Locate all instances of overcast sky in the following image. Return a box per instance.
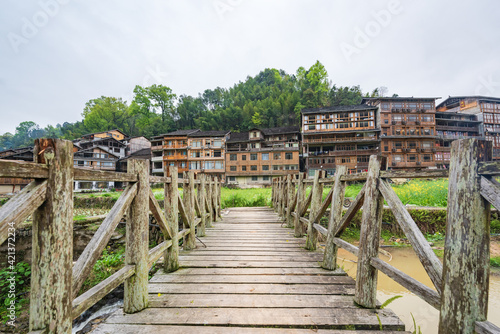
[1,0,499,134]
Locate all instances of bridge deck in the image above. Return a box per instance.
[92,207,407,333]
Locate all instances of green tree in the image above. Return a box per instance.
[82,96,129,133]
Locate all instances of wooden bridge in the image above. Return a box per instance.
[0,138,499,333]
[93,207,406,333]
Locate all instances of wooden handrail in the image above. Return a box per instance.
[0,138,224,333]
[272,139,498,333]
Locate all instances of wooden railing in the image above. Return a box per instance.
[0,138,222,333]
[273,138,500,334]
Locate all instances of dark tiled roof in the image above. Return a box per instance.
[302,105,377,114]
[227,132,249,143]
[361,97,439,103]
[81,129,128,138]
[119,148,151,160]
[260,126,300,135]
[188,130,230,138]
[436,96,500,109]
[163,129,200,137]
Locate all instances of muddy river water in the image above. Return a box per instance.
[337,247,500,333]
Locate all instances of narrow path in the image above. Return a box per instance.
[92,207,407,333]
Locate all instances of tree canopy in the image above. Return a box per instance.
[0,61,385,151]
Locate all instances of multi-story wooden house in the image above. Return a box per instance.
[151,129,201,178]
[187,130,230,180]
[0,147,33,194]
[81,129,127,141]
[225,126,300,186]
[73,130,131,190]
[362,97,439,170]
[436,96,500,159]
[302,105,380,176]
[434,111,482,168]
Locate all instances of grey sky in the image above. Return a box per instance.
[1,0,499,134]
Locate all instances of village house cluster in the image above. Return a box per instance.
[1,95,500,193]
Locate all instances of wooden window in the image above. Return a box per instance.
[251,176,258,181]
[273,153,281,160]
[230,154,237,161]
[262,153,269,160]
[251,165,257,171]
[393,155,403,162]
[250,154,257,160]
[230,166,236,171]
[228,176,236,181]
[407,154,417,162]
[262,165,269,171]
[214,150,222,157]
[285,153,293,160]
[423,154,432,162]
[357,156,369,163]
[242,155,247,160]
[242,166,247,171]
[263,176,270,181]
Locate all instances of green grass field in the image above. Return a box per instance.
[81,178,449,209]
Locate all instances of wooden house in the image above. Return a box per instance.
[225,126,300,186]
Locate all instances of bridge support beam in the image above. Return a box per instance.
[124,159,149,313]
[30,138,74,333]
[439,139,491,333]
[164,166,179,272]
[355,155,384,308]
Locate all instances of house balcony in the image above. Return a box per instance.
[151,145,163,151]
[152,168,164,174]
[303,136,379,144]
[389,161,436,168]
[307,149,380,157]
[164,155,188,160]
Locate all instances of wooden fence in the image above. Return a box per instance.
[0,138,222,333]
[273,138,500,334]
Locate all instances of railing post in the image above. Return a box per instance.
[124,158,149,313]
[294,173,305,237]
[198,174,206,237]
[164,166,179,272]
[439,139,491,333]
[286,174,294,228]
[30,139,73,332]
[279,176,285,218]
[306,170,323,251]
[322,165,347,270]
[216,177,222,220]
[183,171,196,250]
[271,178,275,209]
[354,155,384,308]
[206,177,214,227]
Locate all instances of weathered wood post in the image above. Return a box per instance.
[211,176,217,221]
[279,176,286,218]
[124,159,149,313]
[164,166,179,272]
[354,155,384,308]
[198,173,206,237]
[216,177,222,220]
[439,139,491,333]
[322,165,347,270]
[183,171,196,250]
[206,177,214,227]
[271,178,276,209]
[294,173,305,237]
[286,174,294,228]
[306,170,323,251]
[30,139,73,332]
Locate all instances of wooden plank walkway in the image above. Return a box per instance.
[92,207,407,333]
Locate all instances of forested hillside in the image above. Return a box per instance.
[0,61,385,150]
